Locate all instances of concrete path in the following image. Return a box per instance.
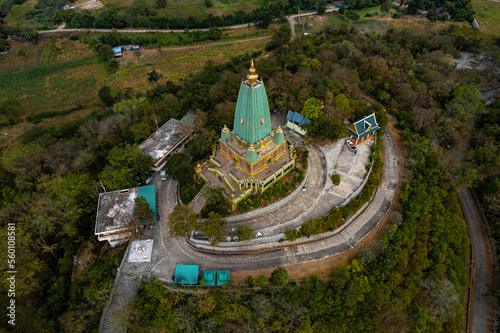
[458,188,493,333]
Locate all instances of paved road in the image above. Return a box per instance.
[458,188,492,333]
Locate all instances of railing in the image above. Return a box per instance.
[187,181,210,208]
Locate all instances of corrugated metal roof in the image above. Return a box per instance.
[216,270,230,285]
[203,271,216,285]
[175,265,199,285]
[137,185,156,224]
[112,46,122,53]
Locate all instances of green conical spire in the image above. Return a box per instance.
[233,61,272,145]
[273,125,285,145]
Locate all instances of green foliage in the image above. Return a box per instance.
[134,195,154,225]
[98,85,114,106]
[330,173,341,185]
[256,275,268,287]
[164,153,192,184]
[147,69,162,82]
[245,275,256,288]
[269,267,289,287]
[200,212,227,245]
[236,225,254,241]
[201,186,229,217]
[100,144,153,189]
[185,128,217,161]
[168,204,197,238]
[301,97,323,120]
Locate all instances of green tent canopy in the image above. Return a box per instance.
[174,265,199,285]
[217,270,230,286]
[203,271,216,286]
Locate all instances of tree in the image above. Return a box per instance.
[256,275,268,287]
[236,225,254,241]
[346,11,360,20]
[266,24,291,50]
[334,93,350,114]
[156,0,166,9]
[269,267,289,287]
[204,0,213,7]
[380,0,392,13]
[185,128,217,161]
[168,204,197,237]
[202,186,229,212]
[97,44,114,61]
[200,212,227,245]
[106,59,119,74]
[317,2,327,15]
[330,174,340,185]
[134,196,154,225]
[301,97,323,120]
[147,70,163,82]
[164,153,192,183]
[98,86,114,106]
[100,144,153,189]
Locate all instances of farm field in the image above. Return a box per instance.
[0,31,271,148]
[472,0,500,35]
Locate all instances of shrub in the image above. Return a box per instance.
[245,276,255,288]
[284,229,299,241]
[256,275,268,287]
[330,174,341,185]
[270,267,289,287]
[236,225,254,241]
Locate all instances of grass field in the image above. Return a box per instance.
[472,0,500,36]
[294,13,347,35]
[103,0,261,18]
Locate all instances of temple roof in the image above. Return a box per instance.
[348,113,380,139]
[232,61,272,145]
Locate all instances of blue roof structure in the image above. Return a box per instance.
[137,185,156,224]
[348,113,380,139]
[175,265,199,285]
[203,271,216,286]
[180,113,197,128]
[286,111,310,126]
[216,270,230,286]
[112,46,122,53]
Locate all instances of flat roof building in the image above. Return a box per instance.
[139,118,194,171]
[95,185,156,247]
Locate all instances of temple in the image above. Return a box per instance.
[196,61,296,210]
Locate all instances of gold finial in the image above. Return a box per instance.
[249,143,255,150]
[248,60,258,86]
[223,124,228,131]
[277,125,282,132]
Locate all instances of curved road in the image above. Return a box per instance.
[459,188,493,333]
[153,129,398,272]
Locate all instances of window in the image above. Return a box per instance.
[233,157,236,164]
[241,118,245,125]
[268,158,272,165]
[260,118,264,126]
[217,175,223,183]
